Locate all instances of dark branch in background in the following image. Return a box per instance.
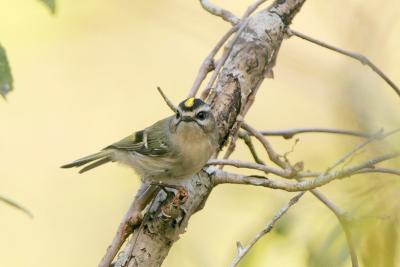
[287,29,400,98]
[0,195,33,218]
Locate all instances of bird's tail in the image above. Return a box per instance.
[61,150,112,173]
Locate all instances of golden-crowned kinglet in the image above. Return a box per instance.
[61,97,219,185]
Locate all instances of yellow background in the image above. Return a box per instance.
[0,1,399,266]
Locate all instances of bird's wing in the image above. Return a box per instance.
[105,119,171,156]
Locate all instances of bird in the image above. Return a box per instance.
[61,97,219,186]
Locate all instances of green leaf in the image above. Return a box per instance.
[38,0,56,14]
[0,195,33,218]
[0,44,13,99]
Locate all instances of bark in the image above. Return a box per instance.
[115,0,306,266]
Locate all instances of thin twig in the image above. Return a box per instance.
[188,26,238,98]
[0,195,33,218]
[326,128,400,173]
[241,122,290,170]
[199,0,239,25]
[191,0,269,99]
[356,167,400,176]
[241,133,265,164]
[288,29,400,98]
[207,159,318,178]
[205,19,249,94]
[309,190,358,267]
[205,0,268,96]
[230,192,305,267]
[156,86,177,112]
[238,131,359,267]
[243,0,270,18]
[212,151,400,191]
[239,128,373,139]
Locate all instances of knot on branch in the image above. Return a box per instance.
[161,187,188,222]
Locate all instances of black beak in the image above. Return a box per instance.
[181,116,194,122]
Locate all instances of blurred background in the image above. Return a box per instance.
[0,0,399,266]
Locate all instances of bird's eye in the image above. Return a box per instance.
[176,111,181,119]
[196,111,207,120]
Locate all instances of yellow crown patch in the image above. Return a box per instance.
[184,97,195,108]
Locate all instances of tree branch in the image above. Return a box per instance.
[309,190,359,267]
[156,87,177,112]
[230,192,305,267]
[237,130,360,267]
[287,28,400,98]
[239,128,374,139]
[212,151,400,191]
[199,0,239,25]
[207,159,318,178]
[189,0,269,98]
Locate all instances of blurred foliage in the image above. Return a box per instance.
[307,224,349,267]
[0,195,33,218]
[0,44,13,98]
[0,0,55,99]
[38,0,56,14]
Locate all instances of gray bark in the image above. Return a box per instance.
[115,0,306,266]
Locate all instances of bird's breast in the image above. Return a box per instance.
[173,123,215,176]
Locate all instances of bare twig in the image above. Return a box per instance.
[199,0,239,25]
[241,133,265,165]
[205,19,249,94]
[212,151,400,191]
[309,190,358,267]
[242,122,290,170]
[0,195,33,218]
[356,167,400,176]
[241,0,270,19]
[238,131,359,267]
[239,128,373,139]
[287,29,400,98]
[188,26,237,98]
[204,0,268,97]
[326,128,400,173]
[190,0,269,99]
[230,192,305,267]
[156,86,177,112]
[207,159,318,178]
